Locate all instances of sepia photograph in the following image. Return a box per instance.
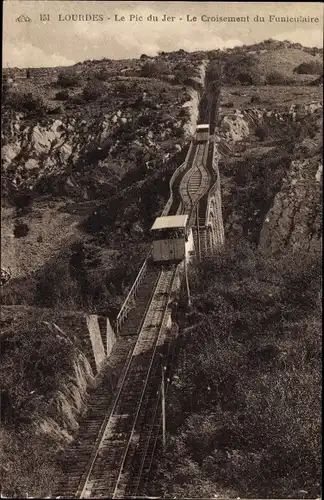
[1,1,323,498]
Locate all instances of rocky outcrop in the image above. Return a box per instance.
[219,102,322,251]
[218,102,323,142]
[1,82,198,200]
[259,155,322,255]
[182,61,208,137]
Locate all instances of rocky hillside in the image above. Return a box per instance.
[144,43,322,500]
[1,41,322,498]
[1,51,207,497]
[2,54,205,202]
[217,85,322,254]
[1,53,206,280]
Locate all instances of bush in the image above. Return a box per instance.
[6,92,45,112]
[69,96,84,105]
[94,68,109,81]
[13,193,33,215]
[294,60,323,75]
[223,54,260,85]
[266,71,287,84]
[251,94,262,104]
[13,223,29,238]
[236,72,254,85]
[255,124,269,141]
[115,82,128,95]
[140,61,169,77]
[55,90,69,101]
[82,80,106,101]
[57,70,81,88]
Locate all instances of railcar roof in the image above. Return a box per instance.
[151,215,188,230]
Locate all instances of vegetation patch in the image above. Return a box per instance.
[149,243,321,498]
[0,307,84,497]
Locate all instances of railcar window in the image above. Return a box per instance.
[152,228,185,239]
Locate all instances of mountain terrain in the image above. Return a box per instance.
[1,39,322,497]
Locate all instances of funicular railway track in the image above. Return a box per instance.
[54,267,178,498]
[124,85,223,494]
[178,140,210,225]
[54,77,223,499]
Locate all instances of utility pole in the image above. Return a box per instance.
[184,257,191,308]
[196,205,201,261]
[161,364,166,450]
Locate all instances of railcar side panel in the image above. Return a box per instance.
[152,238,185,262]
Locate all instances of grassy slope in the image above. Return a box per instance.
[256,47,322,78]
[150,244,321,498]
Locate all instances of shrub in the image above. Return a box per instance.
[13,193,33,215]
[46,103,64,114]
[6,92,45,112]
[255,124,269,141]
[140,61,169,77]
[294,60,323,75]
[115,82,128,95]
[266,71,287,84]
[82,80,106,101]
[69,96,84,105]
[55,90,69,101]
[94,68,109,81]
[223,54,260,85]
[13,223,29,238]
[251,94,262,104]
[57,70,81,88]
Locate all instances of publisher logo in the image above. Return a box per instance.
[16,14,32,22]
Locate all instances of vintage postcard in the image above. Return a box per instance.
[1,1,322,499]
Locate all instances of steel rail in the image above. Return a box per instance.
[112,267,178,498]
[75,270,164,498]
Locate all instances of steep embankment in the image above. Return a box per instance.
[0,302,118,498]
[149,244,321,499]
[0,306,95,496]
[217,94,322,252]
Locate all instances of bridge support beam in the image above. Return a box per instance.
[207,226,214,254]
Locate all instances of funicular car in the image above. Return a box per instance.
[151,215,194,263]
